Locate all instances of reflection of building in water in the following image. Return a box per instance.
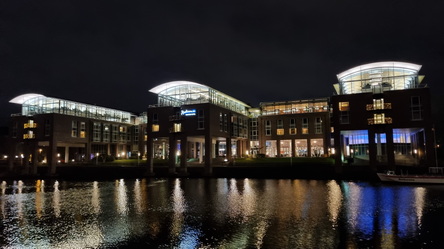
[344,182,426,248]
[35,180,45,219]
[91,181,101,214]
[53,180,60,218]
[327,180,342,224]
[115,179,128,215]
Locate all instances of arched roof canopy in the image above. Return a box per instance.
[9,93,134,123]
[335,61,423,95]
[9,93,45,104]
[149,81,250,115]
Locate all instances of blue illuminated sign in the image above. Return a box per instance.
[181,109,196,116]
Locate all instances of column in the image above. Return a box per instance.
[226,137,232,161]
[368,130,377,169]
[32,143,39,175]
[204,133,213,176]
[306,139,311,158]
[146,137,154,175]
[386,128,395,169]
[179,136,188,175]
[65,146,69,164]
[48,139,57,175]
[168,136,176,174]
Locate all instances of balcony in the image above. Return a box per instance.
[24,123,38,128]
[366,103,392,111]
[367,117,393,125]
[23,133,35,139]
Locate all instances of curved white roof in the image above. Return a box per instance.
[9,93,45,104]
[149,81,208,94]
[337,61,421,80]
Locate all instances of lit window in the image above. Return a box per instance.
[152,124,159,132]
[373,98,384,110]
[172,123,182,133]
[302,118,309,134]
[339,102,350,124]
[80,122,86,138]
[339,102,349,111]
[277,129,284,135]
[374,113,385,124]
[71,121,78,137]
[289,128,297,135]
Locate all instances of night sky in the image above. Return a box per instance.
[1,0,444,125]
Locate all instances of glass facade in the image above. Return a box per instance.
[150,81,250,115]
[336,62,422,95]
[10,94,133,124]
[260,99,329,116]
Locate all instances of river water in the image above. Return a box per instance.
[0,178,443,249]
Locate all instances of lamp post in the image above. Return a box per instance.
[96,153,99,165]
[137,152,140,166]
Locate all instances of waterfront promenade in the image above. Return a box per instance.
[0,157,380,181]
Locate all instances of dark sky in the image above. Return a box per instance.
[1,0,444,125]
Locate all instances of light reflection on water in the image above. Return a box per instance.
[0,178,442,248]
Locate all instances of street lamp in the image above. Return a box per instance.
[96,153,99,165]
[137,152,140,165]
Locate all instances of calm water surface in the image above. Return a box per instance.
[1,178,444,249]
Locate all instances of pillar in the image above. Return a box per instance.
[179,135,188,175]
[65,146,69,164]
[204,134,213,176]
[48,139,57,175]
[226,137,232,161]
[168,136,176,174]
[146,137,154,176]
[386,128,395,169]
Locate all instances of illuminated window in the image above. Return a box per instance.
[339,102,349,111]
[373,98,384,110]
[71,121,78,137]
[374,113,385,124]
[172,123,182,132]
[339,102,350,124]
[23,130,35,139]
[152,124,160,132]
[277,119,284,135]
[289,118,296,135]
[80,122,86,138]
[302,118,309,134]
[331,127,334,133]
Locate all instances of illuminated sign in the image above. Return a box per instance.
[181,109,196,116]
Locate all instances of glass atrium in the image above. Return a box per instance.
[260,98,329,116]
[335,61,423,95]
[10,93,133,124]
[149,81,251,115]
